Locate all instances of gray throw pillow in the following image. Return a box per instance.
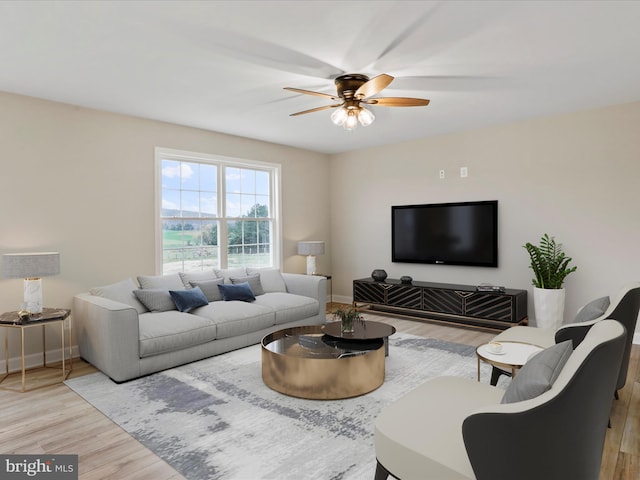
[179,271,218,288]
[90,278,148,314]
[190,278,225,302]
[501,340,573,404]
[133,289,177,312]
[572,296,610,324]
[230,274,264,296]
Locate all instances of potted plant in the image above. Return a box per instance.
[523,233,577,329]
[333,305,364,334]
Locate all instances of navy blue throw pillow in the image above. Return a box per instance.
[218,282,256,302]
[169,286,209,312]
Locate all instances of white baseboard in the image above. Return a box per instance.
[0,345,79,374]
[332,295,352,305]
[634,331,640,345]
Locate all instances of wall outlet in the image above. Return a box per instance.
[460,167,468,178]
[439,169,445,179]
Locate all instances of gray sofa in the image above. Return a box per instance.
[74,268,327,382]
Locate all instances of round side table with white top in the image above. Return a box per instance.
[476,342,544,384]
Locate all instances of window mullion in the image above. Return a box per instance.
[219,164,228,269]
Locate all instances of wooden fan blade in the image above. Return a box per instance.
[289,104,342,116]
[365,97,430,107]
[283,87,338,100]
[354,74,394,99]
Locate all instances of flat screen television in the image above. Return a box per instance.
[392,200,498,267]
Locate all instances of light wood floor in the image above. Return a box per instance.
[1,313,637,479]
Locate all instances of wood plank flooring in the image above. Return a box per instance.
[0,312,637,479]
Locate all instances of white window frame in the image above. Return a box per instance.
[154,147,282,274]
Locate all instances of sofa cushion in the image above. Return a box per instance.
[138,311,218,358]
[179,270,218,288]
[253,292,319,325]
[192,301,275,339]
[572,296,610,323]
[138,273,184,290]
[133,289,176,312]
[215,267,247,283]
[247,267,287,293]
[190,278,225,302]
[169,287,209,313]
[219,282,256,302]
[89,278,148,314]
[501,340,573,404]
[230,274,264,296]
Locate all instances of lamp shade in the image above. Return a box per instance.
[297,241,325,256]
[2,252,60,279]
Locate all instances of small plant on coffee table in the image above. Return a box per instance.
[333,305,364,334]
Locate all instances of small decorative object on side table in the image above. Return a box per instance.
[0,307,72,392]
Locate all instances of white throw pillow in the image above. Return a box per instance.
[214,267,247,284]
[137,273,184,290]
[179,270,218,288]
[246,267,287,293]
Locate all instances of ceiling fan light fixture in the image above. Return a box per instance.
[330,107,348,126]
[344,110,358,130]
[357,106,375,127]
[285,72,429,130]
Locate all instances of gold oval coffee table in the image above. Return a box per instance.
[261,325,385,400]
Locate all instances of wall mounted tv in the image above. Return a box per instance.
[392,200,498,267]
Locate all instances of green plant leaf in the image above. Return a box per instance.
[523,234,577,289]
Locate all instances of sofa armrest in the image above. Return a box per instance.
[74,293,142,382]
[281,273,327,307]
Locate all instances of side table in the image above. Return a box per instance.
[476,341,543,384]
[0,308,72,392]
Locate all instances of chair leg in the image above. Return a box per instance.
[374,460,390,480]
[490,366,510,386]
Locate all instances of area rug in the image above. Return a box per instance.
[65,333,506,480]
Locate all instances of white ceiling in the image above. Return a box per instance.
[2,1,640,155]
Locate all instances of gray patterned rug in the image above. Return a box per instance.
[65,332,506,480]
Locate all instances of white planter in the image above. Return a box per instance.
[533,287,566,329]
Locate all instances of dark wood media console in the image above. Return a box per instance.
[353,278,528,330]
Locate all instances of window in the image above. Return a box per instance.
[156,148,281,274]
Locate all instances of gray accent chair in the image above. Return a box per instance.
[374,320,626,480]
[490,282,640,394]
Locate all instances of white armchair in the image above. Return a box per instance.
[491,282,640,393]
[374,320,626,480]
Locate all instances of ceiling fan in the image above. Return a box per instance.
[284,73,430,130]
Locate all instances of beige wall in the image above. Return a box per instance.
[329,101,640,338]
[2,90,638,366]
[0,91,331,360]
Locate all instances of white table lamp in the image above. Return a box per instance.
[297,241,324,275]
[2,252,60,314]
